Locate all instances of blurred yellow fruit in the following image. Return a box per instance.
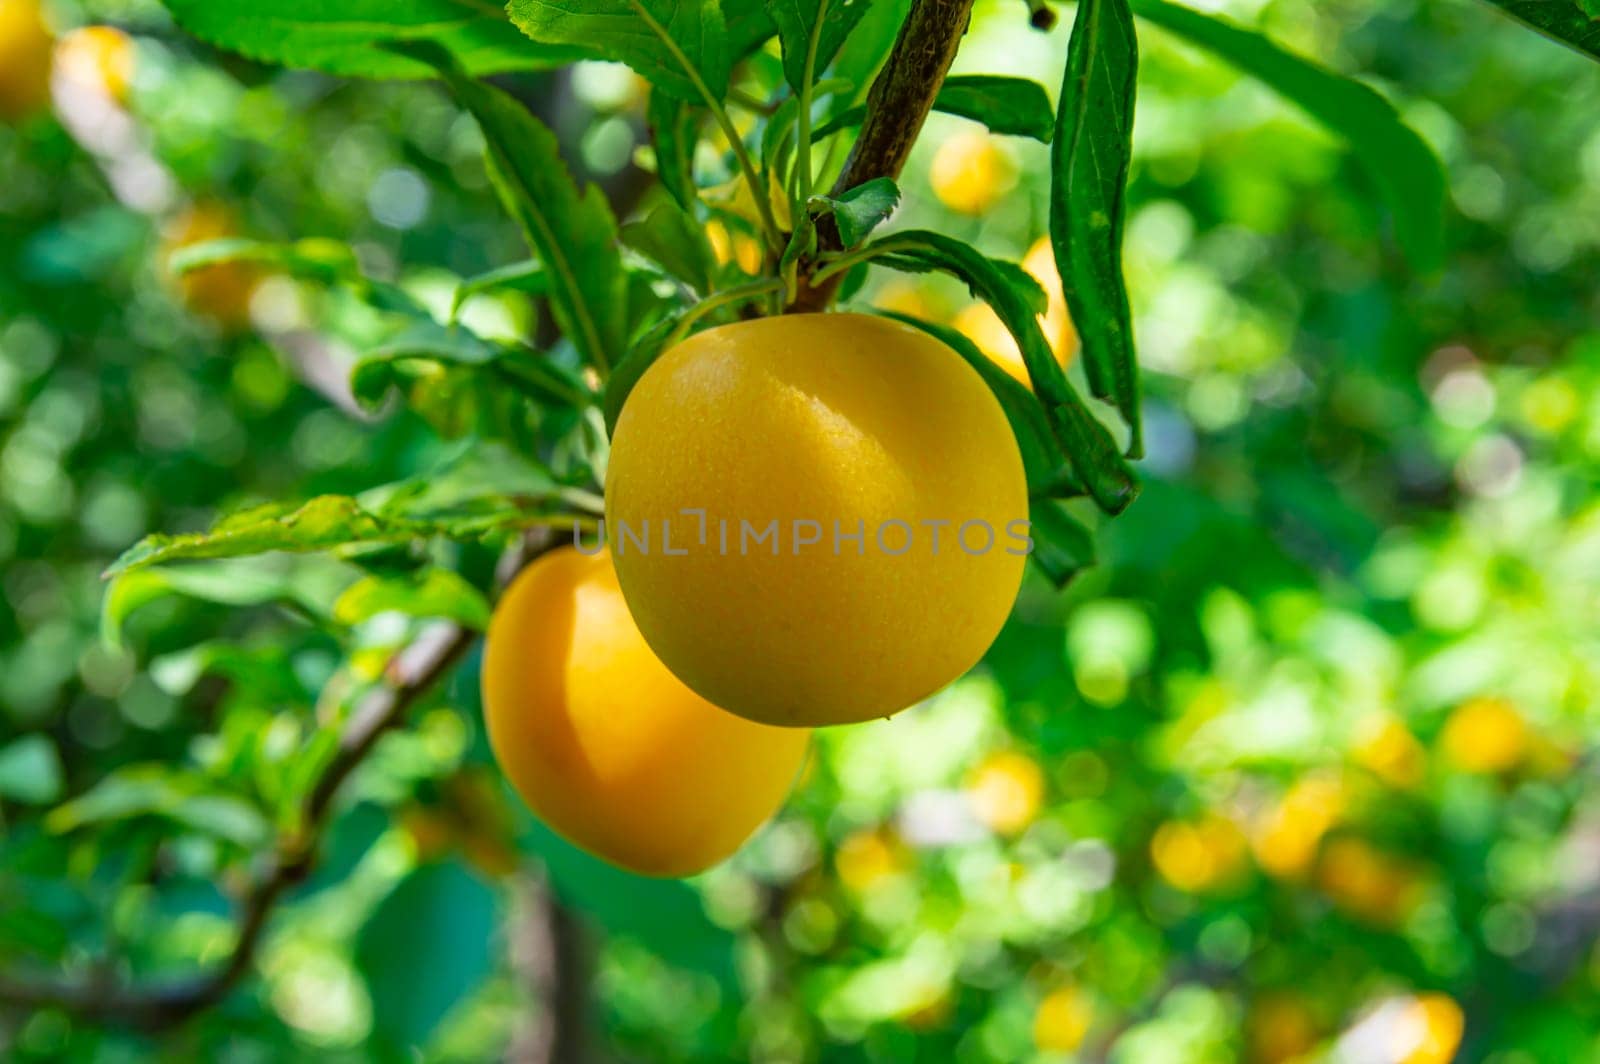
[1398,993,1464,1064]
[1151,813,1249,893]
[1248,992,1319,1063]
[929,128,1015,215]
[873,278,937,320]
[161,202,261,330]
[835,827,905,892]
[606,314,1028,726]
[1439,696,1527,774]
[54,25,133,103]
[705,218,765,276]
[966,750,1045,835]
[1033,986,1094,1053]
[1315,836,1423,927]
[482,548,810,877]
[1253,773,1345,879]
[952,236,1077,386]
[0,0,54,124]
[1353,716,1427,789]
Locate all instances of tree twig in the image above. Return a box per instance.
[0,534,550,1031]
[790,0,978,312]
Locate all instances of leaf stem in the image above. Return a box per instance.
[796,2,831,210]
[666,278,785,347]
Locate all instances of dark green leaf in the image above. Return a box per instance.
[767,0,873,94]
[332,569,491,629]
[648,91,703,211]
[159,0,588,79]
[622,203,716,294]
[357,861,498,1049]
[395,42,627,374]
[0,736,64,805]
[1028,499,1098,588]
[508,0,731,101]
[819,176,900,246]
[726,2,780,56]
[934,75,1055,142]
[603,315,682,435]
[1053,0,1142,456]
[1132,0,1448,272]
[524,818,737,984]
[830,0,910,92]
[865,230,1139,513]
[1480,0,1600,61]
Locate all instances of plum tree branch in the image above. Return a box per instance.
[790,0,978,312]
[0,535,549,1032]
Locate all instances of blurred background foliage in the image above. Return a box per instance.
[2,0,1599,1060]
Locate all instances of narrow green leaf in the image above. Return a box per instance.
[1052,0,1142,456]
[507,0,731,101]
[47,766,269,848]
[159,0,589,79]
[1028,499,1097,588]
[393,42,626,374]
[1132,0,1447,272]
[648,91,703,211]
[766,0,873,94]
[934,75,1055,142]
[333,569,491,629]
[830,0,910,92]
[819,176,900,247]
[169,236,431,317]
[864,230,1139,514]
[622,203,716,294]
[1480,0,1600,61]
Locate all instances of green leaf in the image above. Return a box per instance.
[507,0,731,101]
[0,736,64,805]
[818,176,900,247]
[812,75,1057,142]
[726,2,780,56]
[159,0,589,79]
[102,556,351,648]
[933,75,1056,142]
[46,766,269,848]
[1132,0,1447,272]
[829,0,910,92]
[333,569,491,629]
[169,236,431,317]
[450,260,549,321]
[106,486,579,576]
[648,91,703,211]
[864,230,1139,513]
[394,42,627,374]
[1028,499,1098,588]
[357,861,498,1049]
[352,321,589,412]
[767,0,873,94]
[622,203,716,294]
[1053,0,1142,456]
[603,315,682,435]
[524,818,738,984]
[876,312,1077,499]
[1481,0,1600,61]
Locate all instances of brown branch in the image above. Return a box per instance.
[790,0,978,312]
[0,534,551,1032]
[505,872,590,1064]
